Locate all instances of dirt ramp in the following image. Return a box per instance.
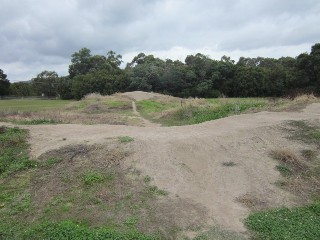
[129,125,301,233]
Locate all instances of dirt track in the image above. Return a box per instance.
[1,95,320,235]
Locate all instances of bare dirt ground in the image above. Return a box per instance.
[1,92,320,237]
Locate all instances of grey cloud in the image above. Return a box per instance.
[0,0,319,81]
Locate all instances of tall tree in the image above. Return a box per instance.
[31,71,59,97]
[69,48,92,78]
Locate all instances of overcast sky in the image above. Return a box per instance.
[1,0,320,82]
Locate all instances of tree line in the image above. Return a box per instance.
[1,43,319,99]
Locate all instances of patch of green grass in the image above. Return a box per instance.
[118,136,134,143]
[147,186,168,196]
[0,99,73,112]
[124,216,139,228]
[276,165,292,177]
[245,203,320,240]
[0,220,158,240]
[166,101,266,126]
[9,193,32,215]
[137,100,178,114]
[17,119,61,125]
[0,127,36,177]
[138,98,266,126]
[41,158,63,168]
[82,171,105,185]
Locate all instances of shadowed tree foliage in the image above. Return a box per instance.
[0,69,10,98]
[10,82,34,96]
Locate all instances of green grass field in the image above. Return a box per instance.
[0,99,73,112]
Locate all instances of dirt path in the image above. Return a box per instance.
[1,102,320,235]
[131,101,161,127]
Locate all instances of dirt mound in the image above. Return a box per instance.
[121,91,179,101]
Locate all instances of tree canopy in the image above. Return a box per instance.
[3,43,320,99]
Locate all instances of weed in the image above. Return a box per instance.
[118,136,134,143]
[144,175,152,183]
[60,203,71,212]
[276,165,292,177]
[147,186,168,196]
[82,171,104,185]
[222,161,236,167]
[124,216,139,228]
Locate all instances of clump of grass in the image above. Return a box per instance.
[301,149,317,161]
[83,93,104,101]
[144,175,152,183]
[0,127,36,177]
[236,193,267,210]
[118,136,134,143]
[82,171,105,185]
[276,165,292,177]
[245,203,320,240]
[288,121,320,145]
[271,149,304,170]
[147,186,168,196]
[222,161,236,167]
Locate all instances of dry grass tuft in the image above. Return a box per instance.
[271,149,305,170]
[293,94,318,102]
[83,93,105,101]
[236,193,268,210]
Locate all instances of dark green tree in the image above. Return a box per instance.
[10,82,34,96]
[0,69,10,97]
[57,76,73,99]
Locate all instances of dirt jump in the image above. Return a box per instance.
[3,92,320,237]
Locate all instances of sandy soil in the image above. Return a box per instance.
[1,93,320,236]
